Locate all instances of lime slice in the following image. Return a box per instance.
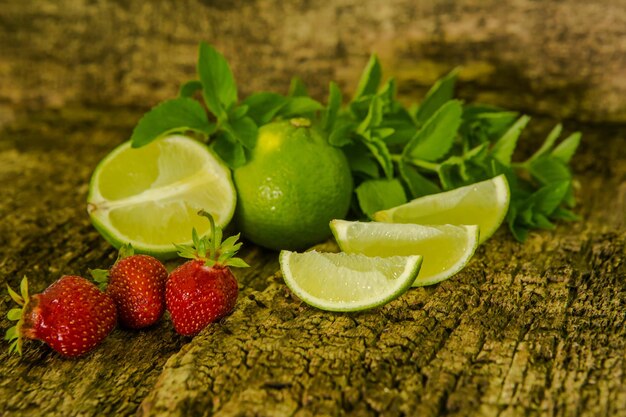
[373,174,509,244]
[279,250,422,312]
[331,220,479,286]
[87,135,236,258]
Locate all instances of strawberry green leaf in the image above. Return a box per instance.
[224,257,250,268]
[130,98,214,148]
[7,308,22,321]
[89,269,110,290]
[198,42,237,120]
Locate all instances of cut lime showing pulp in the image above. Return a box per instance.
[373,175,509,244]
[331,220,479,286]
[87,135,236,259]
[279,250,422,312]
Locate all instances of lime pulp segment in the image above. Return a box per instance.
[87,135,236,258]
[331,220,479,286]
[279,250,422,312]
[373,174,509,244]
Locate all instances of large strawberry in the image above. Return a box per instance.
[166,210,248,336]
[5,275,116,357]
[91,245,168,329]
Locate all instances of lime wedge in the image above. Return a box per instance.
[279,250,422,312]
[87,135,236,258]
[331,220,479,286]
[373,175,509,244]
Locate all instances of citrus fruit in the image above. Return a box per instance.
[87,135,236,259]
[373,174,509,244]
[331,220,479,286]
[233,119,353,251]
[279,250,422,312]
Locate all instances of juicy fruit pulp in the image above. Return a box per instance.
[374,174,510,244]
[107,254,168,329]
[331,220,479,286]
[279,250,422,312]
[166,260,239,336]
[21,276,116,357]
[234,119,353,251]
[87,135,236,258]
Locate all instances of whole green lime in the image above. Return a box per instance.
[234,118,353,251]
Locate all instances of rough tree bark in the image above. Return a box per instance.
[1,1,625,417]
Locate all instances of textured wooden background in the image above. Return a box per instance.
[1,1,625,416]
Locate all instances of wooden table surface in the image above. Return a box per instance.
[1,1,625,416]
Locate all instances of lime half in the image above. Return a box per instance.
[87,135,236,258]
[373,175,509,244]
[279,250,422,312]
[331,220,479,286]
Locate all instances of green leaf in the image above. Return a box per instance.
[491,115,531,165]
[4,325,18,341]
[528,155,571,185]
[7,308,22,321]
[212,133,246,169]
[526,123,562,163]
[357,95,384,136]
[225,257,250,268]
[551,132,581,163]
[7,284,24,306]
[353,54,381,100]
[532,212,555,230]
[398,161,441,198]
[530,181,570,215]
[242,92,288,125]
[363,138,394,179]
[342,143,380,178]
[198,42,237,120]
[329,120,356,147]
[131,98,214,148]
[403,100,463,162]
[288,77,309,97]
[224,116,258,150]
[552,207,581,221]
[179,80,203,98]
[276,97,324,118]
[414,68,459,126]
[356,178,407,218]
[323,82,342,132]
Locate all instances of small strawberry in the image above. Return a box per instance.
[166,210,248,336]
[5,275,116,357]
[91,245,168,329]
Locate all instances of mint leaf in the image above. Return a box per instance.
[530,181,570,215]
[403,100,462,162]
[491,115,531,165]
[223,116,258,150]
[363,138,393,179]
[323,82,342,132]
[526,123,562,164]
[414,68,459,126]
[198,42,237,120]
[551,132,581,163]
[242,92,287,125]
[212,133,246,168]
[528,155,571,184]
[398,161,441,198]
[131,98,214,148]
[329,120,356,147]
[276,97,323,118]
[343,143,380,178]
[288,77,309,97]
[357,95,384,136]
[353,54,381,100]
[356,178,407,218]
[179,80,203,98]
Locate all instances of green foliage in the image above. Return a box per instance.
[129,42,582,242]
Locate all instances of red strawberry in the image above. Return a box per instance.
[5,275,116,357]
[166,210,248,336]
[91,245,168,329]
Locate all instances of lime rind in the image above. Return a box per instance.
[279,250,422,312]
[330,221,480,287]
[87,135,236,259]
[373,174,510,244]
